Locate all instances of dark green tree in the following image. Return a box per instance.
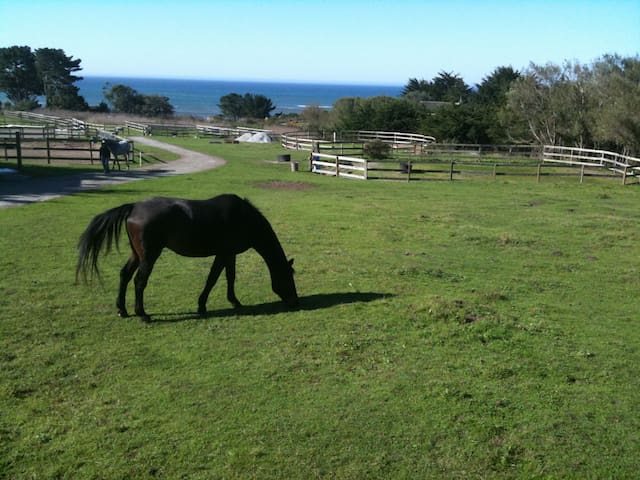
[218,93,245,120]
[402,77,432,101]
[356,96,422,132]
[472,66,521,143]
[402,71,471,103]
[34,48,87,110]
[431,71,471,103]
[243,93,276,119]
[140,94,174,117]
[104,83,144,114]
[218,93,276,120]
[330,96,421,133]
[103,83,174,117]
[420,103,472,143]
[0,45,42,108]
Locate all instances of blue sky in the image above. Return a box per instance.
[1,0,638,86]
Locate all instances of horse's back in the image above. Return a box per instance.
[105,138,131,155]
[127,195,256,256]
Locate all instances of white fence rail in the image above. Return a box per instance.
[281,130,436,153]
[543,145,640,183]
[310,152,368,180]
[354,130,436,146]
[2,111,117,138]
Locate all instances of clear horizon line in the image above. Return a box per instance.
[79,73,405,88]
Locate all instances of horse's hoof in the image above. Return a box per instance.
[118,309,129,318]
[197,306,207,316]
[140,315,152,323]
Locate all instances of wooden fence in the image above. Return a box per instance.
[286,131,638,184]
[281,130,436,155]
[1,132,22,169]
[310,152,368,180]
[0,133,143,169]
[126,121,194,137]
[2,111,117,139]
[542,145,640,184]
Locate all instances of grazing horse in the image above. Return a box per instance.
[76,194,298,322]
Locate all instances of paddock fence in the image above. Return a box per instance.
[125,121,195,137]
[2,111,121,139]
[310,152,368,180]
[542,145,640,184]
[282,130,639,185]
[0,132,150,169]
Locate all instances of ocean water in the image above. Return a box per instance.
[77,76,403,118]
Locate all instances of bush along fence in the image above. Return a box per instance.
[281,131,640,185]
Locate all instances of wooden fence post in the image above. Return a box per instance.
[537,163,542,183]
[449,161,454,181]
[15,132,22,171]
[335,155,340,177]
[46,137,51,164]
[580,165,585,184]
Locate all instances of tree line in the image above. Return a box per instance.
[0,45,174,116]
[308,55,639,155]
[1,45,637,154]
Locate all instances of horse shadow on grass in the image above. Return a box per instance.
[152,291,392,323]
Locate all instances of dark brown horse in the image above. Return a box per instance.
[76,194,298,322]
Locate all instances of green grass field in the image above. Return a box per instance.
[1,138,639,479]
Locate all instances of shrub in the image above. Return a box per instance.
[363,139,391,160]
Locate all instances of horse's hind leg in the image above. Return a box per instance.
[134,249,160,322]
[116,252,139,317]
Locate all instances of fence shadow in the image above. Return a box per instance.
[152,291,392,323]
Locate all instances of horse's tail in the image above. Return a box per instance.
[76,203,135,283]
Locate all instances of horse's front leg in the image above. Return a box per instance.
[198,255,226,315]
[224,255,242,309]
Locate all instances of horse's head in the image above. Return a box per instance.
[273,258,298,307]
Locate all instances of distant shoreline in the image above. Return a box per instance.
[77,76,403,117]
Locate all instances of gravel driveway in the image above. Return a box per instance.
[0,137,225,209]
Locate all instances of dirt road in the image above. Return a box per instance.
[0,137,225,209]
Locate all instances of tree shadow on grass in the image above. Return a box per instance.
[152,291,392,323]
